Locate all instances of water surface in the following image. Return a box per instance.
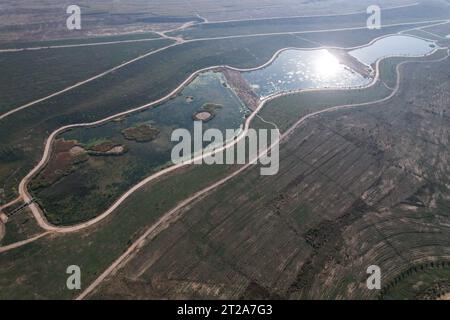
[349,35,436,65]
[243,49,370,98]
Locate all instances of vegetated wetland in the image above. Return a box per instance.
[0,162,243,300]
[30,71,249,225]
[0,45,447,299]
[0,22,435,205]
[0,208,42,247]
[0,0,449,302]
[92,52,450,300]
[256,49,450,132]
[16,35,442,225]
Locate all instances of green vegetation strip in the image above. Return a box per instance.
[0,163,237,299]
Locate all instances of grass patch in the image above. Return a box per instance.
[122,124,160,142]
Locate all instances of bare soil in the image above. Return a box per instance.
[222,68,260,110]
[193,111,213,121]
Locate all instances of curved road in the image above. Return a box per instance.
[3,32,445,235]
[16,33,417,233]
[1,45,446,257]
[77,47,450,300]
[0,18,447,121]
[0,2,421,53]
[0,31,446,255]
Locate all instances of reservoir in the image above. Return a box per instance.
[348,35,436,65]
[242,49,370,98]
[242,35,437,98]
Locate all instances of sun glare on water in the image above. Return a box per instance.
[314,50,341,77]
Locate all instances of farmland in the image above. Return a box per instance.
[29,71,248,225]
[0,32,161,50]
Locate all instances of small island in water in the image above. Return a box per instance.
[193,103,223,122]
[122,124,160,142]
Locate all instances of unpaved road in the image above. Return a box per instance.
[0,18,447,121]
[76,48,450,300]
[0,232,50,254]
[205,2,420,24]
[2,31,442,243]
[0,42,179,121]
[0,2,421,53]
[0,37,166,53]
[16,35,396,234]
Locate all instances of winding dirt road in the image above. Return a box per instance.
[15,33,409,234]
[0,232,50,254]
[76,47,450,300]
[0,2,421,53]
[0,18,447,122]
[0,36,447,297]
[0,3,447,299]
[0,31,442,254]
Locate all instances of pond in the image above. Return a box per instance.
[348,35,437,65]
[63,71,248,152]
[33,71,249,224]
[242,49,370,98]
